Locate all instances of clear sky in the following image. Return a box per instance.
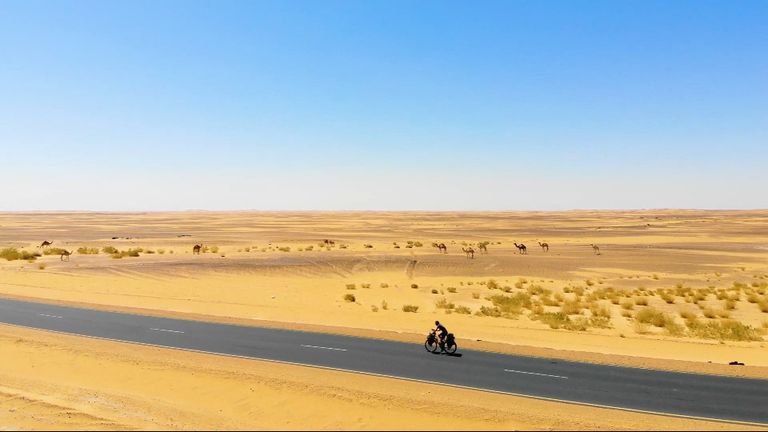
[1,0,766,211]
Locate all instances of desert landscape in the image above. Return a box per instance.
[1,211,767,429]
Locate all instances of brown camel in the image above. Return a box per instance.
[432,242,448,253]
[39,240,53,248]
[591,244,601,255]
[193,244,203,255]
[538,241,549,252]
[462,247,475,259]
[478,242,488,254]
[514,243,527,254]
[60,250,72,261]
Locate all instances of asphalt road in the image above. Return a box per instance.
[1,298,766,425]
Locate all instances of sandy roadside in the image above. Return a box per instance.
[0,324,764,431]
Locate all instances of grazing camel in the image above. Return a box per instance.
[591,244,601,255]
[514,243,527,254]
[478,242,488,254]
[60,250,72,261]
[462,247,475,259]
[39,240,53,248]
[538,241,549,252]
[193,244,203,255]
[437,243,447,253]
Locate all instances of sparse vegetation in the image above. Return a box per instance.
[343,294,356,302]
[0,248,41,261]
[77,247,99,255]
[402,305,419,313]
[410,283,419,289]
[346,284,356,290]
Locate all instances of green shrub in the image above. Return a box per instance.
[0,248,41,261]
[487,293,532,318]
[435,298,455,309]
[102,246,118,254]
[686,319,762,341]
[476,306,502,317]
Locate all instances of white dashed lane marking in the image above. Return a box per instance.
[150,328,185,334]
[38,313,62,319]
[300,344,348,352]
[504,369,568,379]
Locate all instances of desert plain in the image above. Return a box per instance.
[1,210,767,430]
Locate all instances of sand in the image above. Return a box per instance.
[1,324,764,431]
[1,211,767,429]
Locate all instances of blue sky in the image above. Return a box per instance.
[1,0,766,210]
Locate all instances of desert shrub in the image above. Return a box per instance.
[145,249,156,254]
[363,244,373,249]
[42,247,68,256]
[758,300,768,313]
[526,284,547,296]
[590,303,611,319]
[111,248,143,259]
[102,246,118,254]
[476,306,502,317]
[561,300,582,315]
[703,308,717,319]
[680,310,697,320]
[380,283,389,288]
[0,248,41,261]
[77,247,99,255]
[747,294,759,303]
[431,289,439,294]
[585,279,595,287]
[157,249,166,254]
[636,308,675,328]
[686,319,762,341]
[38,263,46,270]
[414,241,423,247]
[447,287,457,294]
[532,312,589,331]
[371,305,379,312]
[209,246,219,253]
[435,298,455,309]
[455,305,472,315]
[621,310,633,318]
[344,294,356,302]
[487,279,500,290]
[589,316,612,328]
[278,246,290,252]
[652,274,659,280]
[472,293,480,299]
[402,305,419,313]
[724,300,736,310]
[346,284,356,290]
[661,293,675,304]
[635,297,649,306]
[381,300,389,310]
[488,293,532,318]
[305,245,314,251]
[361,283,371,289]
[716,309,731,318]
[410,283,419,289]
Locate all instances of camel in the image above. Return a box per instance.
[591,244,601,255]
[514,243,527,254]
[432,242,448,253]
[478,242,488,254]
[60,250,72,261]
[538,241,549,252]
[38,240,53,248]
[193,244,203,255]
[462,247,475,259]
[323,239,335,246]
